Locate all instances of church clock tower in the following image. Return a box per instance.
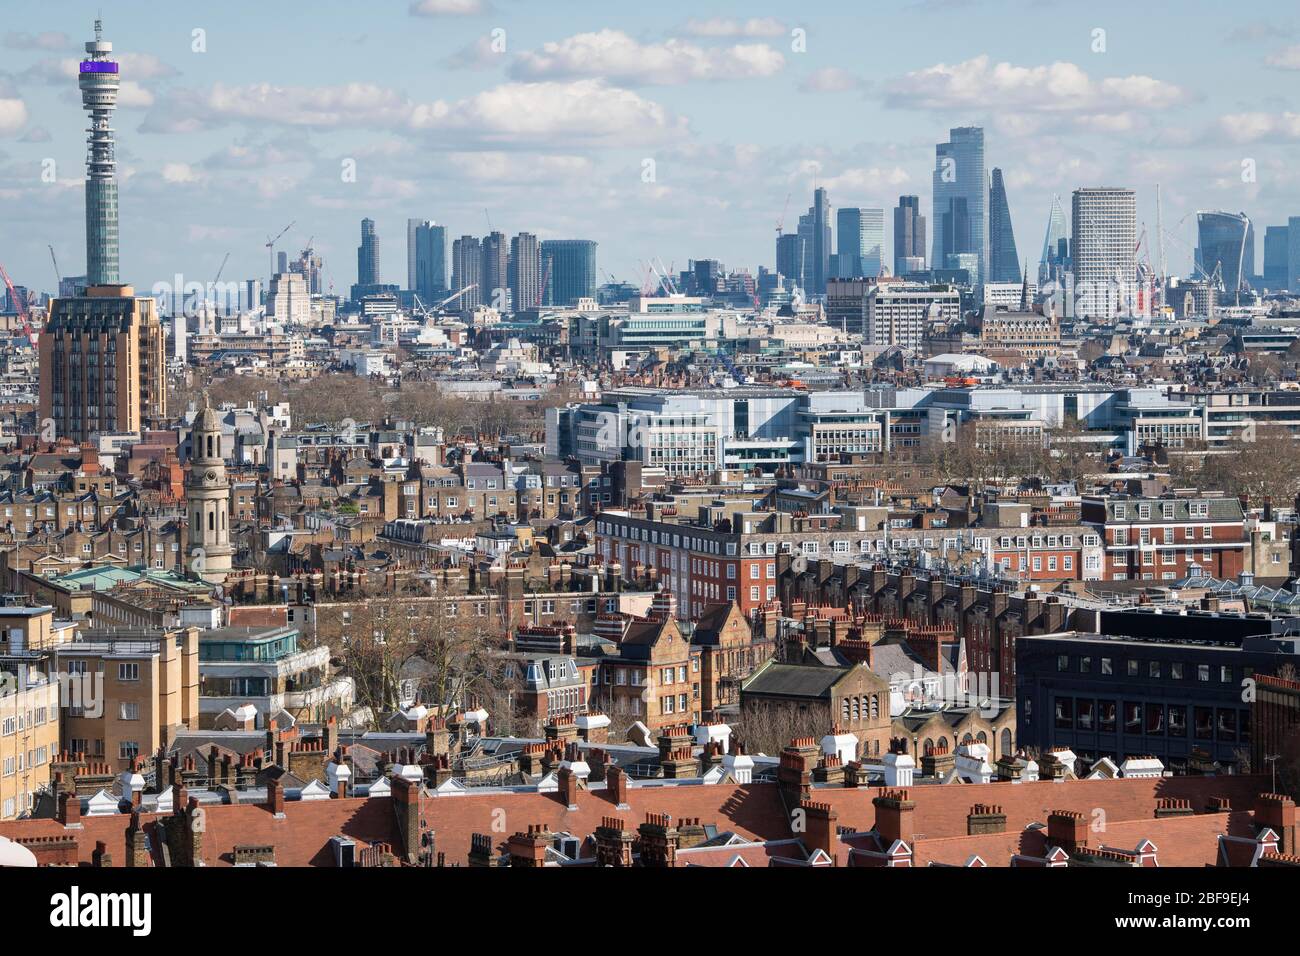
[186,397,233,585]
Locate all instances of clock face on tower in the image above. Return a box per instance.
[204,470,218,482]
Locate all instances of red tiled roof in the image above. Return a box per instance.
[0,773,1273,868]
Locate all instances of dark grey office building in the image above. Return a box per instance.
[541,239,597,307]
[1016,611,1300,774]
[357,218,379,287]
[893,195,926,276]
[988,168,1020,283]
[1263,225,1290,290]
[451,235,483,310]
[409,220,447,302]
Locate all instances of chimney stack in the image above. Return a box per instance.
[872,789,915,848]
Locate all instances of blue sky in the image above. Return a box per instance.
[2,0,1299,296]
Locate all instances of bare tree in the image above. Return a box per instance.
[732,700,815,757]
[319,596,508,729]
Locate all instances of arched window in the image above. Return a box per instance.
[1000,727,1012,757]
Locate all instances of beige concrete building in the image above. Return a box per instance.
[53,627,200,771]
[0,669,59,821]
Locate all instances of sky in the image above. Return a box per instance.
[2,0,1299,298]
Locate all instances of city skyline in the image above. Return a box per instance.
[3,3,1300,297]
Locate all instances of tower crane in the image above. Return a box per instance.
[0,262,37,347]
[265,220,295,278]
[212,252,230,314]
[776,192,791,237]
[48,245,62,285]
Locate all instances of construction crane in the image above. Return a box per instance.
[437,284,477,310]
[0,262,37,347]
[775,192,791,237]
[211,252,230,314]
[48,245,61,286]
[264,220,295,278]
[655,257,679,296]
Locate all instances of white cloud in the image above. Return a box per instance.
[884,55,1189,113]
[3,31,74,51]
[445,151,593,183]
[413,79,691,145]
[798,67,863,93]
[118,82,155,108]
[511,30,785,85]
[409,0,487,16]
[442,36,503,70]
[143,78,689,147]
[1265,45,1300,69]
[818,165,912,197]
[19,52,177,84]
[1211,111,1300,144]
[161,162,200,183]
[680,17,786,38]
[0,97,28,136]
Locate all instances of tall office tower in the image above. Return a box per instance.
[1286,217,1300,291]
[801,187,831,294]
[481,231,510,309]
[1038,195,1069,286]
[407,218,422,291]
[409,220,446,302]
[893,195,926,276]
[776,231,807,292]
[540,240,598,307]
[185,398,233,586]
[988,168,1020,283]
[1071,187,1137,320]
[1263,225,1290,289]
[861,208,884,277]
[357,218,379,287]
[451,236,483,310]
[40,20,166,442]
[509,232,542,311]
[80,18,119,286]
[692,259,722,294]
[933,126,987,286]
[796,210,816,290]
[833,208,860,278]
[243,278,261,312]
[1195,211,1254,304]
[276,251,288,275]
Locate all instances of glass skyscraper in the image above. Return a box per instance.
[893,195,926,276]
[357,218,379,287]
[932,126,987,286]
[776,232,807,293]
[1263,225,1289,289]
[408,220,447,301]
[835,207,884,278]
[1195,211,1253,304]
[541,239,598,307]
[1039,195,1069,286]
[988,167,1020,283]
